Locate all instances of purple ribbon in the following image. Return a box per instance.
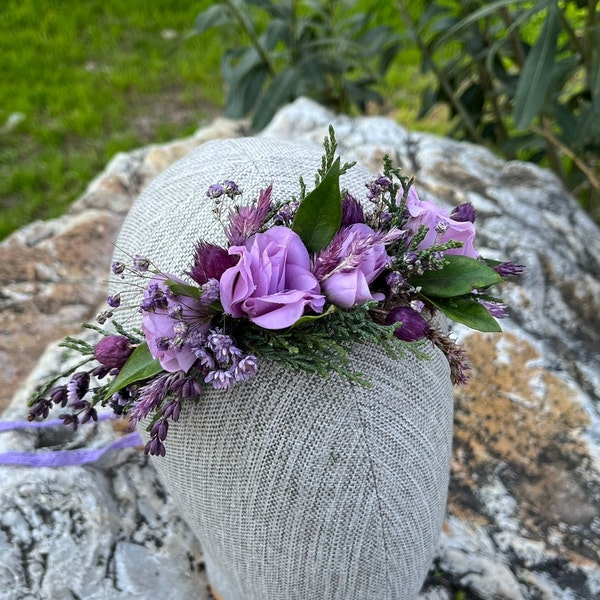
[0,414,143,467]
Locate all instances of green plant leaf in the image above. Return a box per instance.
[225,59,268,118]
[103,342,162,400]
[426,296,502,332]
[251,67,299,131]
[591,27,600,112]
[409,255,502,298]
[290,304,337,328]
[164,280,201,300]
[292,157,342,253]
[194,4,229,35]
[514,1,560,129]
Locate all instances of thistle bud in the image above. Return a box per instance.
[94,335,133,369]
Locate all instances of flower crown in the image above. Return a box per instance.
[28,128,522,456]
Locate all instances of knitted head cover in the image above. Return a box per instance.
[111,137,453,600]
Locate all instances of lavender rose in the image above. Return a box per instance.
[141,275,210,373]
[403,187,478,258]
[220,227,325,329]
[320,223,391,309]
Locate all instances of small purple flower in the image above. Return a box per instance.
[170,376,202,400]
[94,335,133,369]
[451,202,476,223]
[385,306,429,342]
[205,369,233,390]
[80,407,99,425]
[200,278,220,304]
[189,242,237,286]
[233,355,258,382]
[96,310,113,324]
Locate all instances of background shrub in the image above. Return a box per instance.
[400,0,600,221]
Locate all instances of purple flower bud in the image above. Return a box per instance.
[189,241,237,285]
[95,310,113,324]
[106,293,121,308]
[145,437,166,457]
[162,400,182,421]
[67,372,90,403]
[111,261,126,275]
[50,385,68,407]
[28,399,52,420]
[150,419,169,441]
[385,306,429,342]
[493,261,524,277]
[222,180,242,197]
[450,202,476,223]
[206,183,224,199]
[60,413,80,431]
[341,192,365,227]
[133,255,150,272]
[80,407,99,425]
[94,335,133,369]
[386,271,404,292]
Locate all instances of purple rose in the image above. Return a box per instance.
[141,275,210,373]
[321,223,391,308]
[220,227,325,329]
[403,187,478,258]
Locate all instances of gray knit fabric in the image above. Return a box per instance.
[111,138,454,600]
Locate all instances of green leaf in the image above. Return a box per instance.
[290,304,337,328]
[591,27,600,112]
[251,67,299,131]
[292,157,342,253]
[194,4,229,35]
[514,1,560,129]
[409,255,502,298]
[427,296,502,332]
[104,342,162,400]
[164,280,201,300]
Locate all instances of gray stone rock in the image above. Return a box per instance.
[1,98,599,598]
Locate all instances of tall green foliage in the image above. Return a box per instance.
[401,0,600,220]
[191,0,402,131]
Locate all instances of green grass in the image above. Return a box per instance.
[0,0,448,241]
[0,0,227,239]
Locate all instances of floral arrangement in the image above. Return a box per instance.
[28,128,522,456]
